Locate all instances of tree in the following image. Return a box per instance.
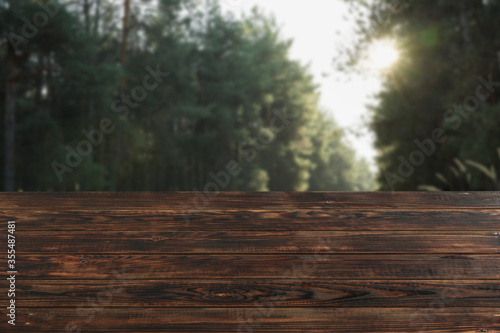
[0,0,372,191]
[342,0,500,190]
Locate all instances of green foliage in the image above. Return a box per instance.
[343,0,500,190]
[1,0,373,191]
[419,148,500,191]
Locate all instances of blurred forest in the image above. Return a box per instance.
[0,0,374,191]
[3,0,500,192]
[343,0,500,190]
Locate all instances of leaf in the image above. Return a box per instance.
[435,172,450,186]
[454,158,466,173]
[449,166,459,177]
[418,185,442,191]
[465,160,497,182]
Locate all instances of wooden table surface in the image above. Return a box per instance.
[0,192,499,332]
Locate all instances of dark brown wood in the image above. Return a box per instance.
[8,254,500,279]
[0,191,500,210]
[1,192,499,333]
[12,308,500,332]
[3,231,500,254]
[16,279,500,307]
[3,209,500,231]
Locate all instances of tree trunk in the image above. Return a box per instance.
[459,1,474,49]
[121,0,130,88]
[4,57,16,191]
[109,0,130,190]
[93,0,101,36]
[83,0,91,33]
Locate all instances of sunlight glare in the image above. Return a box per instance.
[368,40,399,70]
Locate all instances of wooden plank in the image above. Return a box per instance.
[1,192,499,332]
[4,231,500,254]
[3,209,500,231]
[8,254,499,280]
[13,279,500,308]
[9,308,499,332]
[0,192,499,210]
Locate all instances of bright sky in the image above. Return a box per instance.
[222,0,384,171]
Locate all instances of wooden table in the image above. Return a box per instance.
[1,192,499,332]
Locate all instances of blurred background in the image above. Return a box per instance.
[1,0,499,191]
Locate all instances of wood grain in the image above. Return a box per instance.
[3,209,500,231]
[4,230,500,254]
[10,308,500,332]
[1,191,500,210]
[7,254,499,280]
[2,192,499,332]
[15,279,500,308]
